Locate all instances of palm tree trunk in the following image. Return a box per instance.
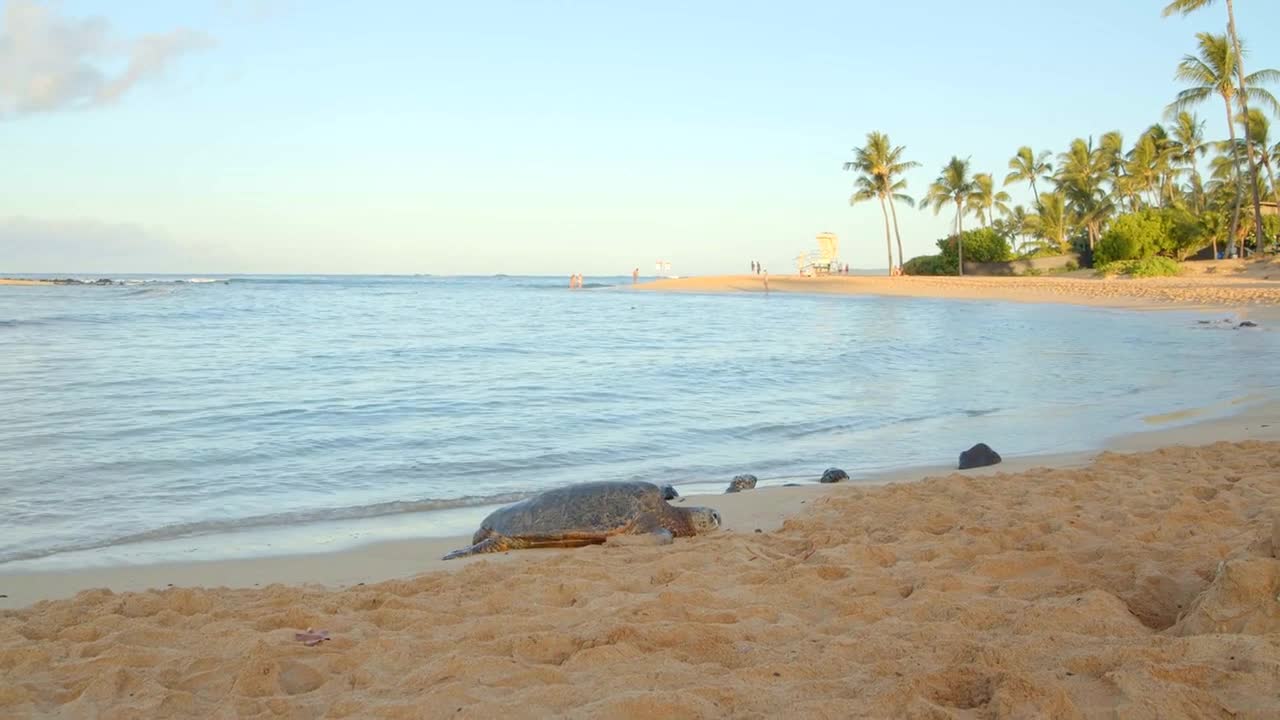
[955,199,965,276]
[1030,179,1040,206]
[1225,0,1268,254]
[878,194,894,276]
[1266,158,1280,212]
[888,198,905,273]
[1265,158,1280,246]
[1224,95,1243,258]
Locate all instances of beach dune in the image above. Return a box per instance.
[4,440,1279,718]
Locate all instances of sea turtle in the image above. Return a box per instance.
[442,481,721,560]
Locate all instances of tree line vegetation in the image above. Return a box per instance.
[844,0,1280,277]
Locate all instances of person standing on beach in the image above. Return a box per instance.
[632,268,639,284]
[762,269,769,293]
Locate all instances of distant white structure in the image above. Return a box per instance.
[655,259,676,278]
[798,232,841,276]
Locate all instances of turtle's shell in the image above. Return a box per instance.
[474,481,668,542]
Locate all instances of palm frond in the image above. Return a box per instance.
[1243,86,1280,117]
[1162,0,1215,19]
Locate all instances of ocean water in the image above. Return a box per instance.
[1,274,1276,570]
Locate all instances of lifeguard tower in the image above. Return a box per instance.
[797,232,841,276]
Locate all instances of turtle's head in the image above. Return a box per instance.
[684,506,721,534]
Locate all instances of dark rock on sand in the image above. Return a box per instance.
[1237,321,1258,328]
[725,474,758,493]
[659,484,679,500]
[959,443,1002,470]
[819,468,848,484]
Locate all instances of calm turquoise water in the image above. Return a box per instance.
[1,275,1275,569]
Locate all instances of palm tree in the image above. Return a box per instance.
[1123,131,1172,208]
[1170,111,1209,212]
[1164,0,1274,253]
[1242,109,1280,216]
[844,132,919,274]
[1004,147,1052,204]
[1170,34,1252,255]
[925,157,976,275]
[1000,204,1032,253]
[847,174,894,274]
[1099,131,1128,208]
[1055,138,1113,250]
[1140,124,1181,206]
[1168,32,1280,255]
[1023,192,1071,255]
[968,173,1011,226]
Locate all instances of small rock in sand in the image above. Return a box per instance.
[959,443,1002,470]
[820,468,848,484]
[725,474,758,493]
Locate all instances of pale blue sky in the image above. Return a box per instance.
[3,0,1279,274]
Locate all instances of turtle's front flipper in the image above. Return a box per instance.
[625,513,675,545]
[645,528,674,545]
[605,529,673,547]
[442,536,524,560]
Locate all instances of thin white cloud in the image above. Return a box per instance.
[0,1,211,116]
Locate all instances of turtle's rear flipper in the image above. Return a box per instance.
[442,536,523,560]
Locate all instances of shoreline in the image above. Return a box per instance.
[631,272,1280,320]
[3,391,1276,610]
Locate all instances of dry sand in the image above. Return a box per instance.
[634,257,1280,318]
[4,401,1280,718]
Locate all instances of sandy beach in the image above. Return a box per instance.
[4,271,1280,718]
[633,258,1280,318]
[3,396,1280,717]
[0,278,56,286]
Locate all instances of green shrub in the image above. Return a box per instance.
[902,254,953,276]
[1096,208,1210,264]
[1164,207,1211,260]
[1264,216,1280,247]
[937,227,1013,266]
[1020,267,1045,276]
[1129,256,1182,277]
[1095,256,1181,277]
[1095,210,1165,265]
